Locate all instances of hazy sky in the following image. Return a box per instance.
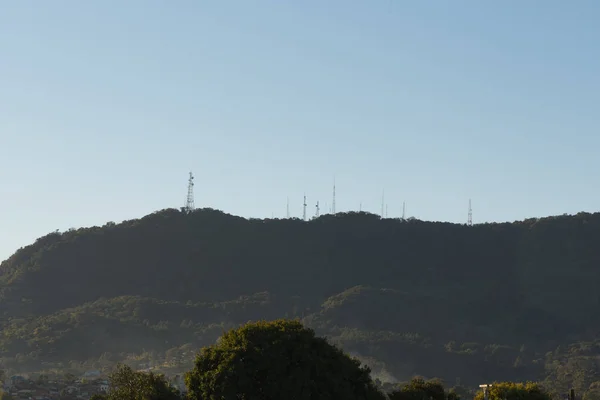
[1,1,599,262]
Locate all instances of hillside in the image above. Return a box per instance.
[2,208,600,395]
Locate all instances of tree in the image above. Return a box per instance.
[36,374,48,386]
[584,382,600,400]
[474,382,552,400]
[63,372,76,384]
[388,377,457,400]
[0,370,9,400]
[185,319,386,400]
[91,364,180,400]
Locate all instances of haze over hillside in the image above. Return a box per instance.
[1,208,600,396]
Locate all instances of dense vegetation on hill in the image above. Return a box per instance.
[2,208,600,397]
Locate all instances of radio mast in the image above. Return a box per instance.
[184,172,195,213]
[302,194,307,221]
[468,199,473,226]
[332,178,336,215]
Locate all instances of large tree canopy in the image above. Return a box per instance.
[91,364,180,400]
[389,377,460,400]
[474,382,552,400]
[185,319,386,400]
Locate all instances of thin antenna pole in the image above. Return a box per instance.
[286,197,290,219]
[381,190,385,219]
[402,201,406,220]
[315,201,320,218]
[185,172,195,212]
[332,177,336,215]
[303,194,307,221]
[468,199,473,226]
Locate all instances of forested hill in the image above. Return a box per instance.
[2,208,600,393]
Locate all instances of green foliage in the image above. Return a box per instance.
[0,392,12,400]
[0,370,7,400]
[584,382,600,400]
[185,319,386,400]
[2,209,600,392]
[474,382,551,400]
[388,377,456,400]
[94,364,181,400]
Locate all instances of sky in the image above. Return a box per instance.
[1,1,600,262]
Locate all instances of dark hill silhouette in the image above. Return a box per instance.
[1,208,600,393]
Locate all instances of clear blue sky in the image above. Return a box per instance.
[1,1,599,262]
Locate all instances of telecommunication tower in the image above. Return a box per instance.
[286,197,290,219]
[332,178,336,215]
[402,201,406,220]
[315,201,320,218]
[468,199,473,226]
[184,172,195,212]
[380,190,385,219]
[302,194,307,221]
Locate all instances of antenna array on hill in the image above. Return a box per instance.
[184,172,195,212]
[468,199,473,226]
[185,173,473,222]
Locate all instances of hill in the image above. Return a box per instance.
[2,208,600,396]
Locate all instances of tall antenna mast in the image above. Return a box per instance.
[302,194,307,221]
[332,177,336,215]
[315,201,320,218]
[402,201,406,220]
[185,172,195,212]
[286,197,290,219]
[381,190,385,219]
[468,199,473,226]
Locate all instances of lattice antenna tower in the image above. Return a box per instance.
[402,201,406,221]
[315,201,320,218]
[332,177,336,215]
[302,194,307,221]
[185,172,195,212]
[468,199,473,226]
